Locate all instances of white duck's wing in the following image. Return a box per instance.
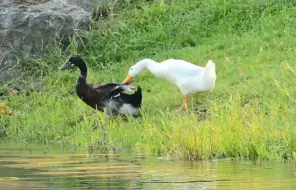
[160,59,204,76]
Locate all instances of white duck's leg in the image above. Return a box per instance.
[179,95,190,111]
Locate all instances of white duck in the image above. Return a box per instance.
[122,58,216,110]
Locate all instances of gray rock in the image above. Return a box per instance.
[0,0,92,82]
[65,0,113,12]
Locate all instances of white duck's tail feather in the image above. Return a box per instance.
[204,59,216,79]
[206,60,215,67]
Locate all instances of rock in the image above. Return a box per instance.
[65,0,97,12]
[0,0,92,82]
[65,0,112,13]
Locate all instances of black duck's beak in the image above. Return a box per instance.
[59,61,73,70]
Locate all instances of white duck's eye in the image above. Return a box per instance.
[130,67,133,71]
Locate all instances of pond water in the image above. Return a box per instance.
[0,141,295,190]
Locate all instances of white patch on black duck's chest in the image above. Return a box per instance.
[104,99,139,116]
[118,104,139,115]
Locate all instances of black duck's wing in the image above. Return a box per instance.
[90,83,135,98]
[119,86,142,108]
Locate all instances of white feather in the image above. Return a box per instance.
[120,84,136,92]
[118,104,139,115]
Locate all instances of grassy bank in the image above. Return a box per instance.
[1,0,296,161]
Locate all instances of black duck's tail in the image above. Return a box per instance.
[122,86,142,108]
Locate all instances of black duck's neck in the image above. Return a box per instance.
[77,61,88,80]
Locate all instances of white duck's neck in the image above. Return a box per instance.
[137,59,162,77]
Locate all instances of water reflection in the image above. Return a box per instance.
[0,141,295,189]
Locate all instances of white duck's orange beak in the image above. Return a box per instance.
[122,74,133,84]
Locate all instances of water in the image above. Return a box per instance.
[0,141,295,189]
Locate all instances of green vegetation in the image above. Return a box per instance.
[1,0,296,161]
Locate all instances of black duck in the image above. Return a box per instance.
[59,56,142,116]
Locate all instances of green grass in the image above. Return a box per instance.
[1,0,296,161]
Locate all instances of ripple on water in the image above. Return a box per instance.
[0,141,296,189]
